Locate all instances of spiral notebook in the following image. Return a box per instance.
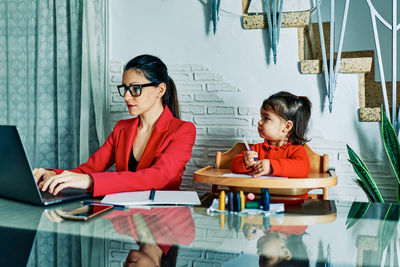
[101,190,201,207]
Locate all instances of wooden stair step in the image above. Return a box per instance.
[243,11,310,29]
[359,107,381,121]
[300,57,372,74]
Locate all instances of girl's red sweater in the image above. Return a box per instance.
[231,140,310,178]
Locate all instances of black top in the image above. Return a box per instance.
[128,148,139,172]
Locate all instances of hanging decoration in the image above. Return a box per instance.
[263,0,284,64]
[316,0,350,112]
[210,0,221,34]
[365,0,400,131]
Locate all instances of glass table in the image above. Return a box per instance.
[0,196,398,267]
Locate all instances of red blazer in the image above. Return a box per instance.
[105,207,195,254]
[52,107,196,196]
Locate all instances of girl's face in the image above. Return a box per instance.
[258,108,292,144]
[122,69,165,117]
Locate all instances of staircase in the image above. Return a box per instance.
[242,11,400,121]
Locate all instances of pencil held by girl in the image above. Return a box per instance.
[231,91,312,178]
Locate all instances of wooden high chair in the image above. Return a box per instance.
[194,142,336,200]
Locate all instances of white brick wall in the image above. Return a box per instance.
[108,61,395,202]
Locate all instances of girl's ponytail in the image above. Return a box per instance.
[298,96,312,118]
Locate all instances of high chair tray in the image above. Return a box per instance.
[193,166,337,196]
[194,198,337,226]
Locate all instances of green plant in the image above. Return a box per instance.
[347,106,400,202]
[346,106,400,262]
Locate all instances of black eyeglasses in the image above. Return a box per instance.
[117,82,158,97]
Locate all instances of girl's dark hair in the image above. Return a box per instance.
[258,233,309,267]
[124,54,180,119]
[262,91,312,145]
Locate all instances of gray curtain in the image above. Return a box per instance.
[27,218,108,267]
[0,0,106,169]
[80,0,107,163]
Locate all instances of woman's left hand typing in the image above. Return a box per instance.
[39,171,93,195]
[252,159,271,177]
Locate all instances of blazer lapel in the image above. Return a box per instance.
[137,107,172,170]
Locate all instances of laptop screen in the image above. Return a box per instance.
[0,126,90,205]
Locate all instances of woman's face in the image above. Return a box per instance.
[124,251,159,267]
[122,69,165,117]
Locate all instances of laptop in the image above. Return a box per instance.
[0,125,91,205]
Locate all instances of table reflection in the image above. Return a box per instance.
[1,197,400,266]
[346,202,400,267]
[105,207,195,267]
[194,199,336,267]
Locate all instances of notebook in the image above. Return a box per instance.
[101,190,201,207]
[222,173,288,178]
[0,125,91,205]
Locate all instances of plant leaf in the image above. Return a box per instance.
[379,204,400,258]
[354,179,375,202]
[347,145,384,202]
[347,145,372,176]
[345,201,371,229]
[398,184,400,203]
[381,106,400,186]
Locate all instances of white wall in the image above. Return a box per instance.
[109,0,394,200]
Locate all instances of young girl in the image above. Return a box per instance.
[257,226,309,267]
[231,91,312,178]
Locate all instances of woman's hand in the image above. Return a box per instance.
[252,159,271,177]
[38,170,93,195]
[33,168,56,186]
[244,150,258,169]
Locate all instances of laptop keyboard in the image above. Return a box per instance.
[40,188,90,204]
[41,191,67,202]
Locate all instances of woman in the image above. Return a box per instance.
[105,207,195,267]
[33,55,196,197]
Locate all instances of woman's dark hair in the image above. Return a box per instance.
[262,91,312,145]
[161,245,179,267]
[124,54,180,119]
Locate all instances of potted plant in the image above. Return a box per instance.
[347,107,400,203]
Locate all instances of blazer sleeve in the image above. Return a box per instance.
[90,122,196,196]
[269,146,310,177]
[50,122,119,175]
